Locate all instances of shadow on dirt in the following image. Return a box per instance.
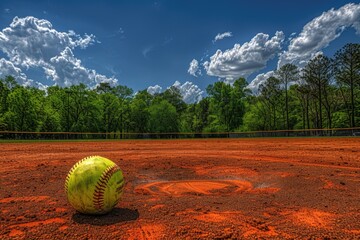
[72,208,139,226]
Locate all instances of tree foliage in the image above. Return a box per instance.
[276,63,299,130]
[334,43,360,127]
[0,43,359,136]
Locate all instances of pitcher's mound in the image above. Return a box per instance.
[135,179,254,196]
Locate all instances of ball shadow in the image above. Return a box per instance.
[72,208,139,226]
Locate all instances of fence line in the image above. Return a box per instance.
[1,127,360,140]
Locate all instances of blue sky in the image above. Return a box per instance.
[0,1,359,102]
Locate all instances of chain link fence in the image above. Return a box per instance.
[1,127,360,140]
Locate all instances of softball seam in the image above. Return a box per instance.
[93,164,122,212]
[64,156,95,194]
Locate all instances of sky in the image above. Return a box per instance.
[0,0,359,103]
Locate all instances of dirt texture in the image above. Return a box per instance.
[1,138,360,239]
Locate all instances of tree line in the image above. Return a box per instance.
[0,43,359,136]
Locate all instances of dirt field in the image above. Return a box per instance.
[1,138,360,239]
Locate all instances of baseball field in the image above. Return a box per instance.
[1,137,360,239]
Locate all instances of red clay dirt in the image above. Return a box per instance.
[1,138,360,239]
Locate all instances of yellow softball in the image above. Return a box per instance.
[65,156,124,214]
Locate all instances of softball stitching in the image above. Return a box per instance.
[93,164,122,211]
[64,156,94,194]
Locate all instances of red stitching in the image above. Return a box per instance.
[92,165,121,212]
[65,156,95,194]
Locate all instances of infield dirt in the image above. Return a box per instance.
[1,138,360,239]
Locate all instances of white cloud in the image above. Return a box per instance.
[0,58,32,86]
[204,31,284,84]
[0,58,49,90]
[246,71,274,95]
[73,33,97,49]
[47,47,117,87]
[278,3,360,68]
[0,17,95,68]
[147,81,204,104]
[188,59,201,77]
[248,3,360,95]
[172,81,204,104]
[147,85,162,95]
[213,31,233,43]
[0,16,116,88]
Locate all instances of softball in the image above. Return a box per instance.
[65,156,124,214]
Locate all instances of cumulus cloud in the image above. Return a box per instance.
[147,81,204,104]
[147,85,162,95]
[288,32,296,41]
[172,81,204,104]
[203,31,284,84]
[213,31,233,43]
[0,16,95,68]
[278,3,360,68]
[246,71,274,95]
[0,16,116,88]
[48,47,117,87]
[0,58,32,86]
[188,59,201,77]
[248,3,360,94]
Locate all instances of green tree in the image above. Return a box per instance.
[39,104,62,132]
[99,92,122,134]
[129,98,149,133]
[112,85,133,99]
[148,100,178,133]
[3,75,19,89]
[206,79,249,131]
[95,82,113,94]
[334,43,360,127]
[276,64,299,130]
[302,54,333,129]
[64,84,101,132]
[134,90,154,107]
[242,99,268,131]
[259,76,282,130]
[0,78,10,114]
[206,81,231,131]
[193,98,210,132]
[228,78,249,130]
[46,86,67,131]
[293,84,312,130]
[5,87,42,131]
[288,85,308,130]
[179,104,196,132]
[158,86,186,114]
[0,76,19,116]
